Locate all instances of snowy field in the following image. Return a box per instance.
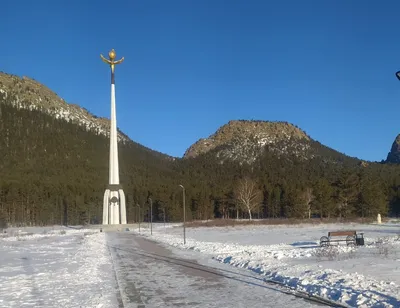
[1,221,399,308]
[0,226,118,308]
[136,221,400,308]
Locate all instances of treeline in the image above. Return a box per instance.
[177,145,400,221]
[1,91,400,226]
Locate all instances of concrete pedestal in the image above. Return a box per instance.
[103,186,126,225]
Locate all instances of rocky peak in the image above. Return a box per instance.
[0,72,129,143]
[184,120,311,163]
[386,134,400,164]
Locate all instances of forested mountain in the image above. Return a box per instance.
[0,73,180,226]
[1,72,400,227]
[0,72,132,142]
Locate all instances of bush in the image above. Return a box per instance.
[312,246,340,261]
[376,237,396,258]
[184,217,374,228]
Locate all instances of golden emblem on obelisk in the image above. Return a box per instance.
[100,49,124,76]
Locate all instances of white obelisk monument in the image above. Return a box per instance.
[101,49,127,225]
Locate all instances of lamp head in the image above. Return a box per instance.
[109,49,116,60]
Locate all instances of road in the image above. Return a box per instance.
[106,232,323,308]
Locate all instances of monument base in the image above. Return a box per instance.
[103,184,127,225]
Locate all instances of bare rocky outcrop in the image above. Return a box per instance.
[386,134,400,164]
[184,120,312,163]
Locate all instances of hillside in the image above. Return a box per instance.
[0,76,180,226]
[0,72,163,146]
[180,121,400,219]
[1,72,400,226]
[386,134,400,164]
[184,119,363,167]
[185,120,310,162]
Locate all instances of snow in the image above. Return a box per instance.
[135,221,400,308]
[0,226,118,308]
[107,230,321,307]
[2,222,399,307]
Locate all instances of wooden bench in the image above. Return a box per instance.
[320,230,364,247]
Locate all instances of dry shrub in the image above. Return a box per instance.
[83,231,96,237]
[376,237,395,258]
[312,246,340,261]
[185,217,375,228]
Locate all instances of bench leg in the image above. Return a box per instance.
[320,236,329,247]
[346,235,356,246]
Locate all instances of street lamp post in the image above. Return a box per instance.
[179,185,186,245]
[136,203,141,233]
[149,197,153,236]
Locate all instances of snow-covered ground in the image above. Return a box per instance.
[2,221,399,307]
[0,226,118,308]
[135,221,400,308]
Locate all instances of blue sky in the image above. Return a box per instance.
[2,0,400,161]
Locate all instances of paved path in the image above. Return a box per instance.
[107,232,321,308]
